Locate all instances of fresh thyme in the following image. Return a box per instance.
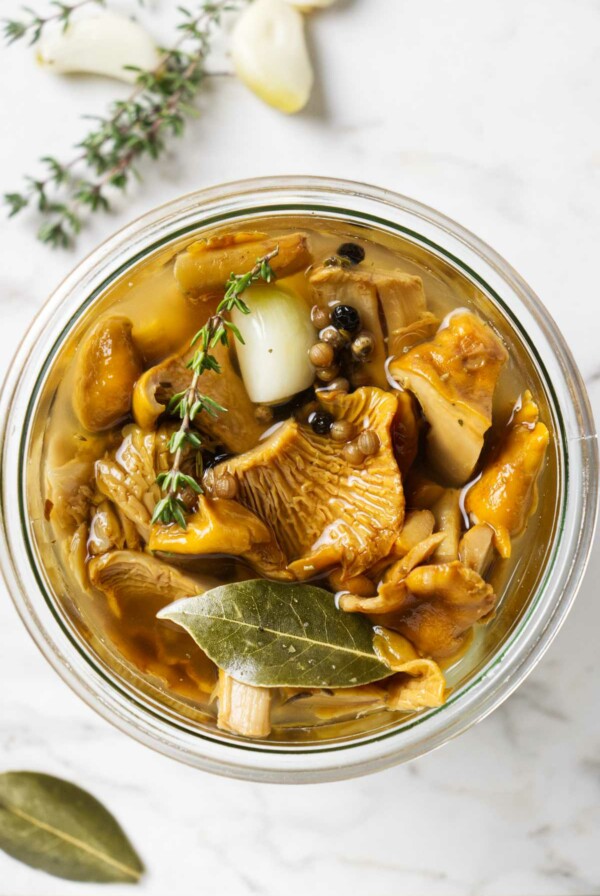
[4,0,247,247]
[151,246,279,528]
[3,0,104,45]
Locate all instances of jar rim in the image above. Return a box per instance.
[1,176,597,782]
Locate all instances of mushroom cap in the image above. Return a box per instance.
[390,312,508,485]
[214,387,405,579]
[73,315,143,433]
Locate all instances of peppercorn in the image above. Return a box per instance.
[351,330,375,361]
[315,365,340,383]
[309,341,335,368]
[357,429,380,456]
[319,325,347,350]
[309,410,334,435]
[311,305,330,329]
[337,242,365,265]
[342,440,366,465]
[331,419,355,442]
[213,472,238,500]
[331,304,361,335]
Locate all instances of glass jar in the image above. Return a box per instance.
[0,177,597,782]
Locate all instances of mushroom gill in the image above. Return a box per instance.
[212,387,405,579]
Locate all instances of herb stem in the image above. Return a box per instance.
[3,0,104,45]
[5,0,249,246]
[152,246,279,528]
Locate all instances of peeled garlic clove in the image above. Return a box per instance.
[37,12,159,83]
[283,0,338,9]
[231,0,313,114]
[232,284,316,404]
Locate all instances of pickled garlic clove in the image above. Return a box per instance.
[231,0,314,114]
[37,12,160,83]
[231,283,316,404]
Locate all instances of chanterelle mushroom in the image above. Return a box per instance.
[390,312,508,485]
[309,264,429,390]
[212,387,405,579]
[174,231,311,300]
[95,425,174,542]
[149,495,291,581]
[73,316,143,433]
[380,561,496,658]
[89,550,218,696]
[465,391,549,558]
[133,340,265,453]
[216,671,272,739]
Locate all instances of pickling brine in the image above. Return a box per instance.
[34,217,557,742]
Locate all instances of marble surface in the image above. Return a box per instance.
[1,0,599,893]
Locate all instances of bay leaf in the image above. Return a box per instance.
[158,579,391,688]
[0,772,144,884]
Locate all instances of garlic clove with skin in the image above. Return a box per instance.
[232,283,316,405]
[37,12,160,84]
[283,0,338,9]
[231,0,313,114]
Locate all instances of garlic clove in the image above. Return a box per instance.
[231,0,313,114]
[37,12,160,84]
[283,0,338,9]
[232,284,316,404]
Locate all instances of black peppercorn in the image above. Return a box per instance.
[308,410,334,435]
[331,304,361,334]
[337,242,365,265]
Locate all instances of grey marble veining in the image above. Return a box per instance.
[1,0,599,893]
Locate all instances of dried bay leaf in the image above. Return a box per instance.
[158,579,391,688]
[0,772,143,883]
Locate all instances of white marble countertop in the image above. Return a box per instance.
[1,0,599,893]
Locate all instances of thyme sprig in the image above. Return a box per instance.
[152,246,279,528]
[3,0,104,45]
[4,0,247,247]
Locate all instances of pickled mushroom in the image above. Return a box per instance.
[379,561,496,658]
[89,550,218,697]
[213,387,405,579]
[89,549,213,618]
[465,392,550,558]
[95,425,169,542]
[216,671,272,738]
[458,523,495,575]
[174,231,311,300]
[149,495,291,581]
[73,316,143,433]
[132,340,265,453]
[390,312,508,485]
[339,533,445,614]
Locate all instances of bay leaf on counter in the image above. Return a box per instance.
[0,771,144,884]
[158,579,391,688]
